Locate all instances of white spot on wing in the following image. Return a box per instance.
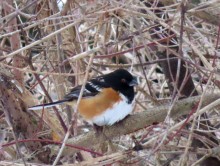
[66,93,79,98]
[84,88,91,93]
[91,94,134,126]
[88,81,101,91]
[99,78,105,82]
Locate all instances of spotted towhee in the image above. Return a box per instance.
[28,69,138,126]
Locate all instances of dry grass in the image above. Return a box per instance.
[0,0,220,165]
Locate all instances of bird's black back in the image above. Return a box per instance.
[64,69,136,103]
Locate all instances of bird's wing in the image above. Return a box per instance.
[64,76,110,101]
[28,76,110,110]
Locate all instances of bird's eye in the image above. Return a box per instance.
[121,78,126,83]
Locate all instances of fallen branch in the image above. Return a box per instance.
[60,94,220,154]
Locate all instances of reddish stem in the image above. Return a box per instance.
[1,138,103,156]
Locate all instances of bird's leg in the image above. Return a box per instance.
[93,124,109,140]
[93,124,104,135]
[93,124,117,153]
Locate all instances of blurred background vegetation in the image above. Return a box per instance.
[0,0,220,165]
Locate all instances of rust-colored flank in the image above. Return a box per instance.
[78,88,122,120]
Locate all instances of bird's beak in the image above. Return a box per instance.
[129,76,139,86]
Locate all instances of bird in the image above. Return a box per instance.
[28,69,138,126]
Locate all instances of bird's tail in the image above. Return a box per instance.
[28,99,68,110]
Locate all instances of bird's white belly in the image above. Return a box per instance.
[91,97,134,126]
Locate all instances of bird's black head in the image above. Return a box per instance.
[103,69,138,102]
